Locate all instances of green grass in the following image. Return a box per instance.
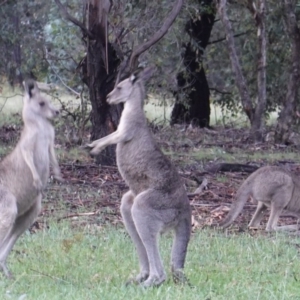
[163,146,300,169]
[188,147,300,164]
[2,222,300,300]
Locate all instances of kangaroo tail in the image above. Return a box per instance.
[218,172,257,228]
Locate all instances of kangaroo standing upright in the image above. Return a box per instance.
[0,79,63,277]
[88,68,191,287]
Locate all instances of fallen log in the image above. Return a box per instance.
[205,163,259,174]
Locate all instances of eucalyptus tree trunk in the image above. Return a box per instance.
[275,0,300,144]
[218,0,254,123]
[171,0,216,128]
[83,0,122,165]
[218,0,267,142]
[55,0,121,165]
[247,0,267,141]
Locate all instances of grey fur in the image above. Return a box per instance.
[219,166,300,231]
[88,68,191,287]
[0,79,63,277]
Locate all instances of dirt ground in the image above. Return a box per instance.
[1,123,300,234]
[42,160,300,234]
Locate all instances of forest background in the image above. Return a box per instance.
[2,0,300,160]
[1,1,300,299]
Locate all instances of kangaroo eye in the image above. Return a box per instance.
[39,102,45,107]
[117,87,121,91]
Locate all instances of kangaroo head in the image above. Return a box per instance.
[23,79,60,120]
[107,67,155,105]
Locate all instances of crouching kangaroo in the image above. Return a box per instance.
[219,166,300,231]
[0,79,63,277]
[87,68,191,287]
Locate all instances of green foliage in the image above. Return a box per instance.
[0,0,83,89]
[108,0,205,93]
[44,1,84,89]
[207,1,293,118]
[0,0,299,126]
[0,1,51,83]
[191,145,300,164]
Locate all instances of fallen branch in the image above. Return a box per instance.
[28,268,72,283]
[57,210,100,221]
[190,203,257,208]
[187,178,208,197]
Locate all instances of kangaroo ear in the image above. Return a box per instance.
[130,66,156,84]
[23,79,38,98]
[130,73,138,84]
[130,67,144,84]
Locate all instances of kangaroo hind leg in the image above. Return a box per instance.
[0,188,18,278]
[266,188,292,232]
[248,201,268,228]
[120,190,149,284]
[171,213,191,284]
[131,190,166,288]
[0,194,41,278]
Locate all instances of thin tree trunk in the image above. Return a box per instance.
[247,0,267,141]
[218,0,268,142]
[9,6,23,85]
[218,0,254,123]
[275,0,300,144]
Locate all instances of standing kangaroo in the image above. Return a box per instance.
[219,166,300,231]
[0,79,63,277]
[88,68,191,287]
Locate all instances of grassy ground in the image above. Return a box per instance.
[1,222,300,300]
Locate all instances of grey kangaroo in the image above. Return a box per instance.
[219,166,300,231]
[88,68,191,287]
[0,79,63,277]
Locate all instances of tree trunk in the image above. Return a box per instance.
[275,0,300,144]
[218,0,268,142]
[9,7,23,85]
[84,0,183,164]
[247,0,267,141]
[83,1,121,165]
[218,0,254,123]
[171,0,215,128]
[171,44,211,127]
